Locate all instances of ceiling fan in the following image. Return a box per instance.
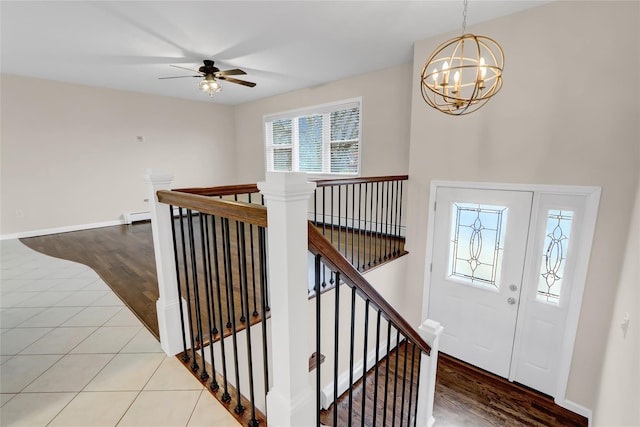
[159,59,256,95]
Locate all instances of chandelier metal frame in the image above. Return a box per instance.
[420,0,504,115]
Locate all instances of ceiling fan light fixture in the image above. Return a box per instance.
[198,75,222,96]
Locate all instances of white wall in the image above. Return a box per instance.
[405,0,639,414]
[594,176,640,427]
[1,74,237,236]
[233,64,413,183]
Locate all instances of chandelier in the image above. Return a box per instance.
[421,0,504,115]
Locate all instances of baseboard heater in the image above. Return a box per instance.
[123,207,181,225]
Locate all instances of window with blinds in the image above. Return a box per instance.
[264,98,361,175]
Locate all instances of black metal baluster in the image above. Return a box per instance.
[413,352,423,427]
[393,180,400,256]
[406,342,418,427]
[197,214,215,383]
[360,300,370,427]
[169,205,189,361]
[258,227,270,395]
[391,330,401,427]
[203,215,218,336]
[179,209,198,371]
[248,195,259,318]
[331,186,335,248]
[239,222,258,426]
[213,216,231,402]
[249,224,259,318]
[351,183,356,266]
[322,187,326,236]
[368,182,373,268]
[187,210,208,380]
[314,189,318,226]
[372,311,382,426]
[221,217,233,330]
[347,286,356,427]
[205,215,221,393]
[357,183,363,271]
[384,181,393,259]
[315,255,322,427]
[235,220,246,324]
[332,272,341,427]
[380,181,386,261]
[383,321,392,425]
[399,338,410,427]
[398,181,405,255]
[380,181,385,263]
[344,184,349,259]
[338,185,342,254]
[373,182,379,265]
[223,218,245,415]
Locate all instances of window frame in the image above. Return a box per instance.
[263,97,362,178]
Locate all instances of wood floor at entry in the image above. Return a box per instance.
[21,221,586,426]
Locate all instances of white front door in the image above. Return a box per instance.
[428,187,533,377]
[427,184,600,399]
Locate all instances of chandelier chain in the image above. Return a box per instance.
[462,0,468,35]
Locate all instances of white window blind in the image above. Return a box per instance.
[264,98,361,175]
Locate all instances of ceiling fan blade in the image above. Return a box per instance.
[158,75,201,79]
[218,76,257,87]
[170,64,203,74]
[215,68,246,77]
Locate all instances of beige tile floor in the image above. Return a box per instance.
[0,239,240,426]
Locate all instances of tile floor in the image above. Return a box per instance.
[0,239,240,426]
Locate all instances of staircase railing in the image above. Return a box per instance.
[312,175,408,274]
[308,223,437,426]
[151,184,270,427]
[146,171,440,427]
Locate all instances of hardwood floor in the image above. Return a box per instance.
[21,222,587,426]
[21,221,161,337]
[321,343,587,427]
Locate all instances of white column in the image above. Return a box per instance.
[144,170,190,356]
[415,319,444,427]
[258,172,316,427]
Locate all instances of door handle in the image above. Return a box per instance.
[509,284,518,292]
[507,297,517,305]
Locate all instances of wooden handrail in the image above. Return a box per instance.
[173,183,260,197]
[307,221,430,356]
[157,190,267,227]
[313,175,408,187]
[173,175,409,196]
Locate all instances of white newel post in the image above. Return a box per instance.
[415,319,444,427]
[144,170,190,356]
[258,172,316,427]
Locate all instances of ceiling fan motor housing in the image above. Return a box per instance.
[199,60,219,74]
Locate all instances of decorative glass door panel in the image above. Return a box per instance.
[448,203,508,289]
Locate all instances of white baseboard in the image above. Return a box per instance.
[0,220,123,240]
[555,397,592,426]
